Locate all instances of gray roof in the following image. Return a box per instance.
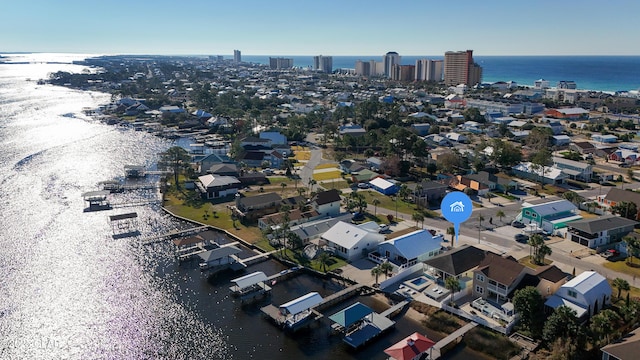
[290,214,351,240]
[552,156,591,170]
[208,163,238,174]
[198,174,240,188]
[238,193,282,208]
[525,199,577,216]
[198,246,242,262]
[424,245,487,277]
[568,215,637,234]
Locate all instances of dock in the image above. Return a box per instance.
[240,249,278,266]
[380,300,410,318]
[429,322,478,359]
[328,301,397,349]
[261,292,324,332]
[230,271,272,302]
[142,226,209,245]
[314,284,364,312]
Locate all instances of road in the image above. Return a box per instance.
[298,133,332,191]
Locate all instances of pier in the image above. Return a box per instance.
[428,322,478,359]
[142,226,209,245]
[380,300,410,318]
[229,271,272,302]
[109,212,139,238]
[82,190,112,212]
[240,249,278,266]
[314,284,364,312]
[329,301,398,349]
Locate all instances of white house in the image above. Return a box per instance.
[321,221,385,261]
[311,189,342,217]
[196,175,241,199]
[445,132,468,143]
[544,271,612,319]
[592,133,618,143]
[369,230,443,273]
[567,215,637,249]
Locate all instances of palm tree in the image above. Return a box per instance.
[371,266,383,286]
[372,198,381,216]
[317,252,331,273]
[379,261,394,280]
[447,227,456,246]
[399,184,410,201]
[280,182,287,194]
[308,179,317,196]
[613,277,630,299]
[414,183,424,209]
[445,276,462,306]
[412,212,424,228]
[477,214,485,229]
[495,210,506,224]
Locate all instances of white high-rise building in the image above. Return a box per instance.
[314,55,333,73]
[233,50,241,63]
[415,59,444,81]
[383,51,401,78]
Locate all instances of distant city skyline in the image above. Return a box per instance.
[2,0,640,56]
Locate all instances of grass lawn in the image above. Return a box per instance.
[518,255,552,269]
[163,191,264,243]
[274,249,347,273]
[267,176,293,184]
[312,170,342,181]
[603,258,640,278]
[359,191,429,218]
[291,146,309,152]
[319,180,350,190]
[315,163,339,170]
[294,151,311,161]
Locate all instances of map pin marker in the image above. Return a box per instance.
[440,191,473,246]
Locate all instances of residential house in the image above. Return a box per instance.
[598,188,640,220]
[465,171,514,193]
[567,215,637,249]
[570,141,598,155]
[237,172,267,186]
[609,149,640,164]
[350,169,377,184]
[368,230,442,274]
[442,175,489,196]
[311,189,342,217]
[320,221,385,261]
[258,208,321,231]
[532,265,569,298]
[552,135,571,146]
[445,132,468,143]
[241,136,272,148]
[207,163,239,177]
[235,193,282,220]
[242,151,268,168]
[601,326,640,360]
[552,156,593,182]
[472,252,526,303]
[369,177,398,195]
[543,120,564,135]
[513,162,569,185]
[339,124,366,137]
[269,150,285,169]
[461,121,482,134]
[423,134,450,147]
[366,157,383,171]
[259,131,287,145]
[198,153,234,174]
[544,271,612,319]
[545,107,589,120]
[519,199,582,233]
[289,214,351,244]
[424,245,487,295]
[410,123,431,136]
[592,133,618,144]
[340,160,367,174]
[415,180,448,204]
[196,175,241,200]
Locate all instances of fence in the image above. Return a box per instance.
[441,303,517,335]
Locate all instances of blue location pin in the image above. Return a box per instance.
[440,191,473,246]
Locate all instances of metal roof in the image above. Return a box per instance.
[198,246,242,262]
[279,292,323,316]
[231,271,268,290]
[329,302,373,328]
[525,199,577,216]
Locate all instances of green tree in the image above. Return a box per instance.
[426,162,438,176]
[612,201,638,220]
[513,286,544,337]
[612,277,630,299]
[445,276,462,305]
[495,210,506,223]
[542,306,583,346]
[379,261,394,280]
[317,252,331,273]
[528,234,552,265]
[159,146,191,190]
[372,198,381,216]
[371,265,383,285]
[446,226,456,245]
[280,182,287,194]
[562,191,585,206]
[624,235,640,263]
[590,309,621,346]
[412,212,425,228]
[530,148,552,187]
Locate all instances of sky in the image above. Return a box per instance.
[2,0,640,56]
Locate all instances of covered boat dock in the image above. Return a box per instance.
[82,190,111,211]
[229,271,272,300]
[261,292,323,331]
[329,301,396,349]
[198,245,245,272]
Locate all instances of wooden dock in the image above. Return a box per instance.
[314,284,364,312]
[380,300,410,318]
[429,322,478,359]
[142,226,209,245]
[240,249,278,266]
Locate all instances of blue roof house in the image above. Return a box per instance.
[369,230,443,274]
[369,177,398,195]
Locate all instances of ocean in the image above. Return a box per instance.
[242,55,640,93]
[0,54,482,360]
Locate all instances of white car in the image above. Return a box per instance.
[379,224,390,233]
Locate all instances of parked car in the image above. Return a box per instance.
[351,212,365,222]
[602,249,620,259]
[511,221,525,228]
[619,163,630,168]
[378,224,390,233]
[514,234,529,243]
[357,183,369,189]
[262,168,274,175]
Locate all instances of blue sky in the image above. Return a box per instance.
[2,0,640,56]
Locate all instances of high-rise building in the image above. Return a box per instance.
[355,60,370,76]
[415,59,444,82]
[313,55,333,73]
[444,50,482,86]
[269,57,294,69]
[233,50,241,63]
[383,51,401,78]
[391,64,415,81]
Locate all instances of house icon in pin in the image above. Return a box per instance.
[450,201,465,213]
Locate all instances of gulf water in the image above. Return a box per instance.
[0,54,482,359]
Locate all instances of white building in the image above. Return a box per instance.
[545,271,612,318]
[321,221,385,261]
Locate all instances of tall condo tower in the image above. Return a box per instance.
[233,50,241,63]
[383,51,401,78]
[444,50,482,86]
[313,55,333,73]
[415,59,444,81]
